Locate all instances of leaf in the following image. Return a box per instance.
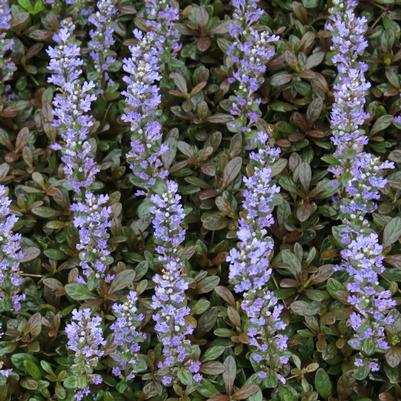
[232,384,259,400]
[383,217,401,247]
[278,385,299,401]
[31,207,60,218]
[215,286,236,306]
[177,368,193,386]
[21,247,40,262]
[202,212,229,231]
[44,249,65,261]
[109,270,136,293]
[198,307,218,334]
[23,359,42,380]
[281,249,302,275]
[63,376,78,389]
[223,356,236,395]
[385,348,401,368]
[222,157,242,188]
[28,313,42,337]
[201,361,225,375]
[202,346,226,362]
[290,300,320,316]
[11,353,40,370]
[371,115,393,135]
[302,0,319,7]
[295,161,312,191]
[64,284,96,301]
[196,276,220,294]
[43,278,65,296]
[315,368,333,399]
[170,72,188,94]
[306,97,323,124]
[271,72,293,87]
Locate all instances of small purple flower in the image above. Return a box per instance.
[88,0,118,86]
[65,308,106,399]
[327,0,395,374]
[48,19,113,282]
[0,324,12,380]
[70,192,113,280]
[47,19,99,193]
[122,1,180,189]
[227,0,278,131]
[0,185,25,312]
[110,291,146,380]
[150,181,201,385]
[0,0,16,94]
[121,29,168,188]
[226,0,288,384]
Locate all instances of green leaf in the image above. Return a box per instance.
[222,156,242,188]
[327,278,346,300]
[177,368,193,386]
[290,300,320,316]
[223,356,236,394]
[44,248,65,261]
[270,101,297,112]
[32,0,44,14]
[315,368,333,399]
[371,114,393,135]
[201,345,226,362]
[281,249,302,276]
[302,0,319,8]
[11,353,40,370]
[109,270,136,293]
[63,376,78,389]
[31,207,60,219]
[201,212,229,231]
[18,0,34,12]
[278,385,299,401]
[23,360,42,380]
[383,217,401,247]
[64,284,96,301]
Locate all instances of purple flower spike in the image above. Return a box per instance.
[122,1,180,188]
[0,185,24,312]
[150,181,202,385]
[0,0,16,94]
[48,19,113,282]
[226,0,288,385]
[110,291,146,380]
[89,0,118,86]
[327,0,395,374]
[66,308,106,399]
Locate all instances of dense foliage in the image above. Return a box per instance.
[1,0,401,400]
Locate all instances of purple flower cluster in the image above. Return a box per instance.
[0,185,24,312]
[327,0,395,374]
[121,1,180,189]
[120,2,202,385]
[110,291,146,380]
[227,134,289,383]
[150,181,202,386]
[0,0,16,95]
[48,19,112,281]
[227,0,279,131]
[88,0,118,86]
[0,325,12,381]
[121,29,167,188]
[47,19,98,193]
[226,0,288,384]
[71,193,113,280]
[65,308,105,400]
[144,0,181,53]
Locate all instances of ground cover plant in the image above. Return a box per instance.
[1,0,401,400]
